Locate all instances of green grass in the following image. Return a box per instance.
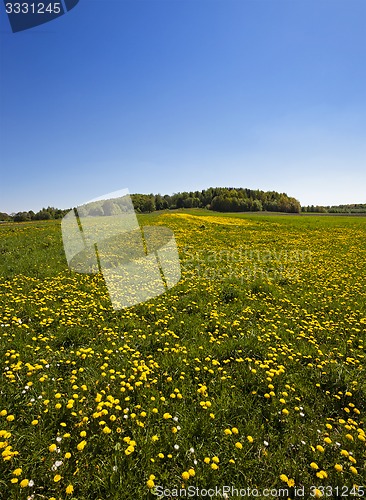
[1,211,366,499]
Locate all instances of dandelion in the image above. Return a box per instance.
[182,471,190,480]
[66,485,74,494]
[53,474,62,482]
[147,479,155,489]
[77,440,87,451]
[235,442,243,449]
[316,470,327,479]
[247,435,254,443]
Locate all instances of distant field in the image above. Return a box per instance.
[1,211,366,499]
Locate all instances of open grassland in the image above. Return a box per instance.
[1,211,366,499]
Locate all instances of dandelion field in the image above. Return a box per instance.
[1,210,366,499]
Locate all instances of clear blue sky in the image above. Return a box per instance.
[1,0,366,213]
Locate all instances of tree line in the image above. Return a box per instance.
[4,188,364,222]
[1,187,302,221]
[302,204,366,214]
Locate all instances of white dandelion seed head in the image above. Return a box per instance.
[174,444,179,450]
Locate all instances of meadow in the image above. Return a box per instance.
[1,210,366,499]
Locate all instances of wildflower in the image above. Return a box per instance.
[235,442,243,449]
[54,474,62,482]
[334,464,343,472]
[310,462,319,470]
[313,489,323,498]
[182,471,190,480]
[316,470,327,479]
[66,485,74,494]
[49,444,57,452]
[77,440,87,451]
[147,479,155,489]
[247,435,254,443]
[20,479,29,488]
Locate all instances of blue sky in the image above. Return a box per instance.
[1,0,366,213]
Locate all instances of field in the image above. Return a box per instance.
[1,210,366,499]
